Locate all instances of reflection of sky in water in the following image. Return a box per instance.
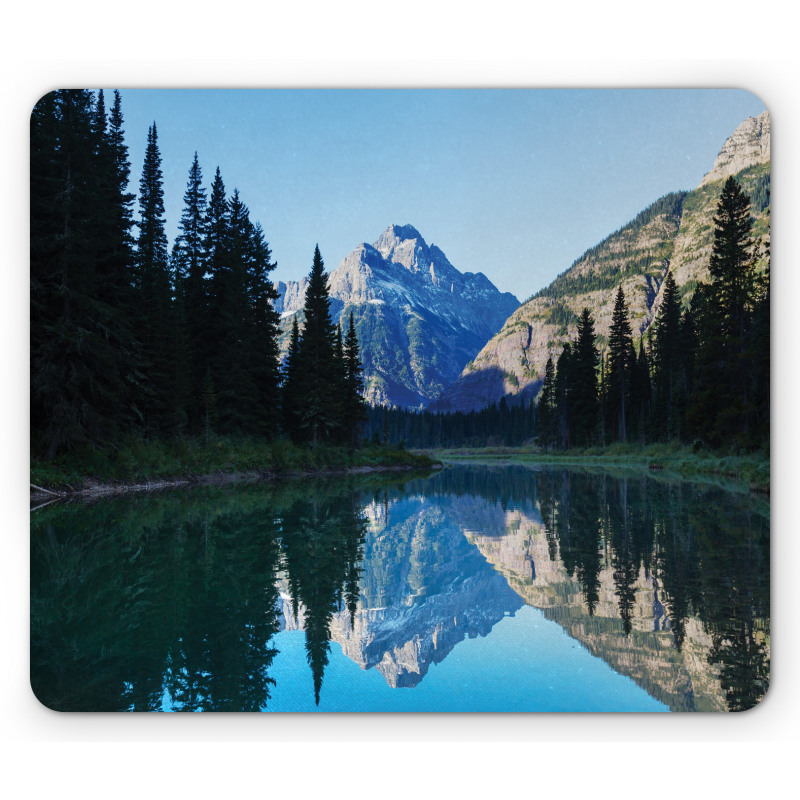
[254,606,667,713]
[31,465,769,712]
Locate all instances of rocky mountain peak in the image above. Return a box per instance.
[700,110,770,186]
[373,223,430,273]
[276,223,519,408]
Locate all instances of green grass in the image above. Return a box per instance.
[424,442,769,493]
[31,437,438,492]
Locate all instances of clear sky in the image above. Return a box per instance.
[115,89,766,301]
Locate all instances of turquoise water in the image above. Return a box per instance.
[259,606,667,712]
[30,464,769,712]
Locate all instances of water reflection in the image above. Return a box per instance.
[30,465,769,712]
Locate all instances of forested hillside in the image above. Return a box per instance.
[436,111,771,415]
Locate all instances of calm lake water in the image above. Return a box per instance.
[30,463,770,712]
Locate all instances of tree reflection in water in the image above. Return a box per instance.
[30,465,769,711]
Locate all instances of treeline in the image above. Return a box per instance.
[370,176,769,453]
[538,176,769,452]
[31,90,366,459]
[366,399,536,449]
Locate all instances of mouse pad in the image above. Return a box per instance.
[30,89,770,712]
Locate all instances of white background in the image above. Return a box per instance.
[3,2,797,795]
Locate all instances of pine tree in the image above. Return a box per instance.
[554,343,574,449]
[538,355,556,448]
[136,122,175,436]
[248,221,282,436]
[570,308,599,447]
[214,188,258,433]
[631,338,651,442]
[31,90,139,456]
[281,316,303,440]
[295,245,338,446]
[203,167,230,382]
[688,177,763,448]
[709,176,756,341]
[172,153,208,431]
[331,323,347,444]
[651,270,681,440]
[607,286,634,443]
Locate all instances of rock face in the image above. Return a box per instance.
[276,225,519,408]
[436,111,771,412]
[273,278,309,317]
[700,110,770,186]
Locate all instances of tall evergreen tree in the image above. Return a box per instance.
[570,308,599,447]
[651,270,682,440]
[296,246,338,446]
[688,177,764,448]
[709,176,757,341]
[214,188,258,433]
[248,221,282,436]
[607,287,634,443]
[172,153,208,431]
[554,343,574,449]
[538,355,556,449]
[31,90,139,456]
[135,122,176,436]
[281,316,303,440]
[630,338,651,443]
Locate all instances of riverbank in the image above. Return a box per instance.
[424,443,770,493]
[30,438,439,502]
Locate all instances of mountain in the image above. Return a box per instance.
[275,494,522,689]
[435,110,771,412]
[275,224,519,407]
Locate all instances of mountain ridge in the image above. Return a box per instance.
[276,224,519,408]
[434,110,771,412]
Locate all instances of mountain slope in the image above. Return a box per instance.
[276,225,519,407]
[435,110,771,412]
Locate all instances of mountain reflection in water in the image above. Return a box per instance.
[30,465,769,712]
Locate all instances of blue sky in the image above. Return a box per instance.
[117,89,766,300]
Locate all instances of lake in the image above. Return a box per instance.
[30,463,770,712]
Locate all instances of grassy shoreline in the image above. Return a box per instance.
[30,438,439,498]
[421,443,770,493]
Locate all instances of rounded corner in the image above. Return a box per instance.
[30,89,61,121]
[29,675,63,713]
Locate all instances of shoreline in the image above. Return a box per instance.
[420,447,770,494]
[30,462,442,505]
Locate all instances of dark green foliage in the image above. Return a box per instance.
[606,287,634,443]
[537,356,556,448]
[343,312,368,449]
[650,271,683,440]
[31,481,367,710]
[709,176,757,340]
[281,317,303,440]
[293,246,340,446]
[31,90,143,458]
[364,395,536,450]
[545,302,579,334]
[687,178,768,449]
[569,309,600,447]
[172,153,208,430]
[135,122,175,436]
[31,90,358,462]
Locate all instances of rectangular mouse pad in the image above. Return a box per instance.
[30,89,770,712]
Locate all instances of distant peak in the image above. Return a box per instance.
[700,110,770,187]
[375,224,426,248]
[391,224,423,241]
